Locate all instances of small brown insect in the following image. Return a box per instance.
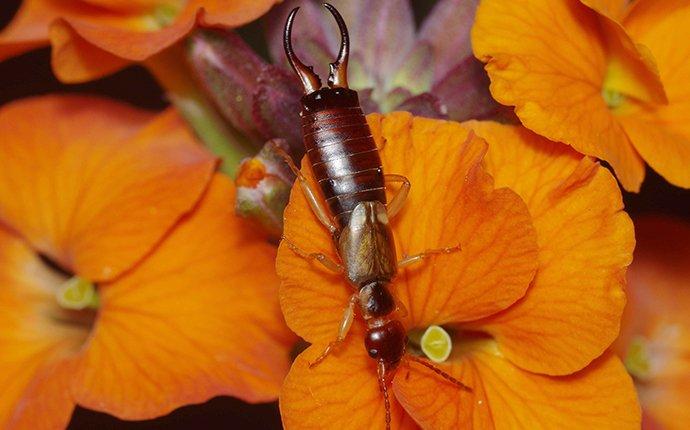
[279,4,471,429]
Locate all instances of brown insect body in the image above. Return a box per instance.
[300,88,386,230]
[285,3,404,371]
[299,80,406,378]
[283,5,469,429]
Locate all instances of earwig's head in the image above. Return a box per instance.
[365,320,407,372]
[284,3,350,94]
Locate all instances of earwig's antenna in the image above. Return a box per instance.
[377,361,392,430]
[407,355,472,392]
[284,7,322,94]
[323,3,349,88]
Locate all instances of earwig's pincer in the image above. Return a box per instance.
[284,7,321,94]
[283,3,350,93]
[323,3,349,88]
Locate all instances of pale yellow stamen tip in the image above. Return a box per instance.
[602,87,626,109]
[421,325,453,363]
[56,277,99,310]
[624,336,651,381]
[152,4,179,28]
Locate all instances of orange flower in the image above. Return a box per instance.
[0,0,278,82]
[0,95,294,428]
[614,216,690,430]
[277,112,639,429]
[472,0,690,192]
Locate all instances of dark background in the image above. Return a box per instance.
[1,0,688,429]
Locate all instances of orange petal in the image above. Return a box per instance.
[278,113,539,344]
[49,20,131,83]
[280,334,417,430]
[579,0,629,21]
[47,0,278,82]
[7,359,78,430]
[277,166,353,344]
[392,348,491,429]
[395,347,640,429]
[467,121,633,375]
[0,0,149,63]
[0,226,85,428]
[71,175,294,419]
[580,0,668,107]
[80,0,180,12]
[0,95,216,282]
[50,12,198,82]
[472,0,646,191]
[0,0,65,60]
[195,0,280,27]
[615,1,690,188]
[375,113,538,327]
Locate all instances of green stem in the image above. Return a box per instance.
[145,43,253,176]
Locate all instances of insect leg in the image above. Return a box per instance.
[398,244,462,268]
[274,146,337,234]
[384,174,410,219]
[282,236,343,273]
[309,293,359,368]
[378,136,388,151]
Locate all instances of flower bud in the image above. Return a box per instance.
[188,28,305,155]
[187,28,267,143]
[235,139,296,239]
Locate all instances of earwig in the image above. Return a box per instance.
[280,4,471,429]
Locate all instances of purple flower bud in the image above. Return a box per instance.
[252,65,303,153]
[187,29,266,143]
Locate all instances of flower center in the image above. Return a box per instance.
[420,325,453,363]
[152,4,180,28]
[599,21,666,111]
[408,326,496,363]
[56,276,100,311]
[38,253,99,330]
[140,2,185,30]
[624,335,652,382]
[602,86,626,109]
[236,158,268,189]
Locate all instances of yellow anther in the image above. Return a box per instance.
[421,325,453,363]
[624,336,652,382]
[56,277,99,310]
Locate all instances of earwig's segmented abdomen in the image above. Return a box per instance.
[302,106,386,228]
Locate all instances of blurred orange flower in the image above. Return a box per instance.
[473,0,690,192]
[277,112,639,429]
[614,216,690,430]
[0,95,294,428]
[0,0,279,82]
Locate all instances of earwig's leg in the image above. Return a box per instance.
[309,294,359,368]
[384,174,411,219]
[378,136,388,151]
[282,236,343,273]
[398,244,462,268]
[274,147,337,234]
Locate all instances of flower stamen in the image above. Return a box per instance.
[420,325,453,363]
[152,4,179,28]
[624,336,652,382]
[56,276,100,311]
